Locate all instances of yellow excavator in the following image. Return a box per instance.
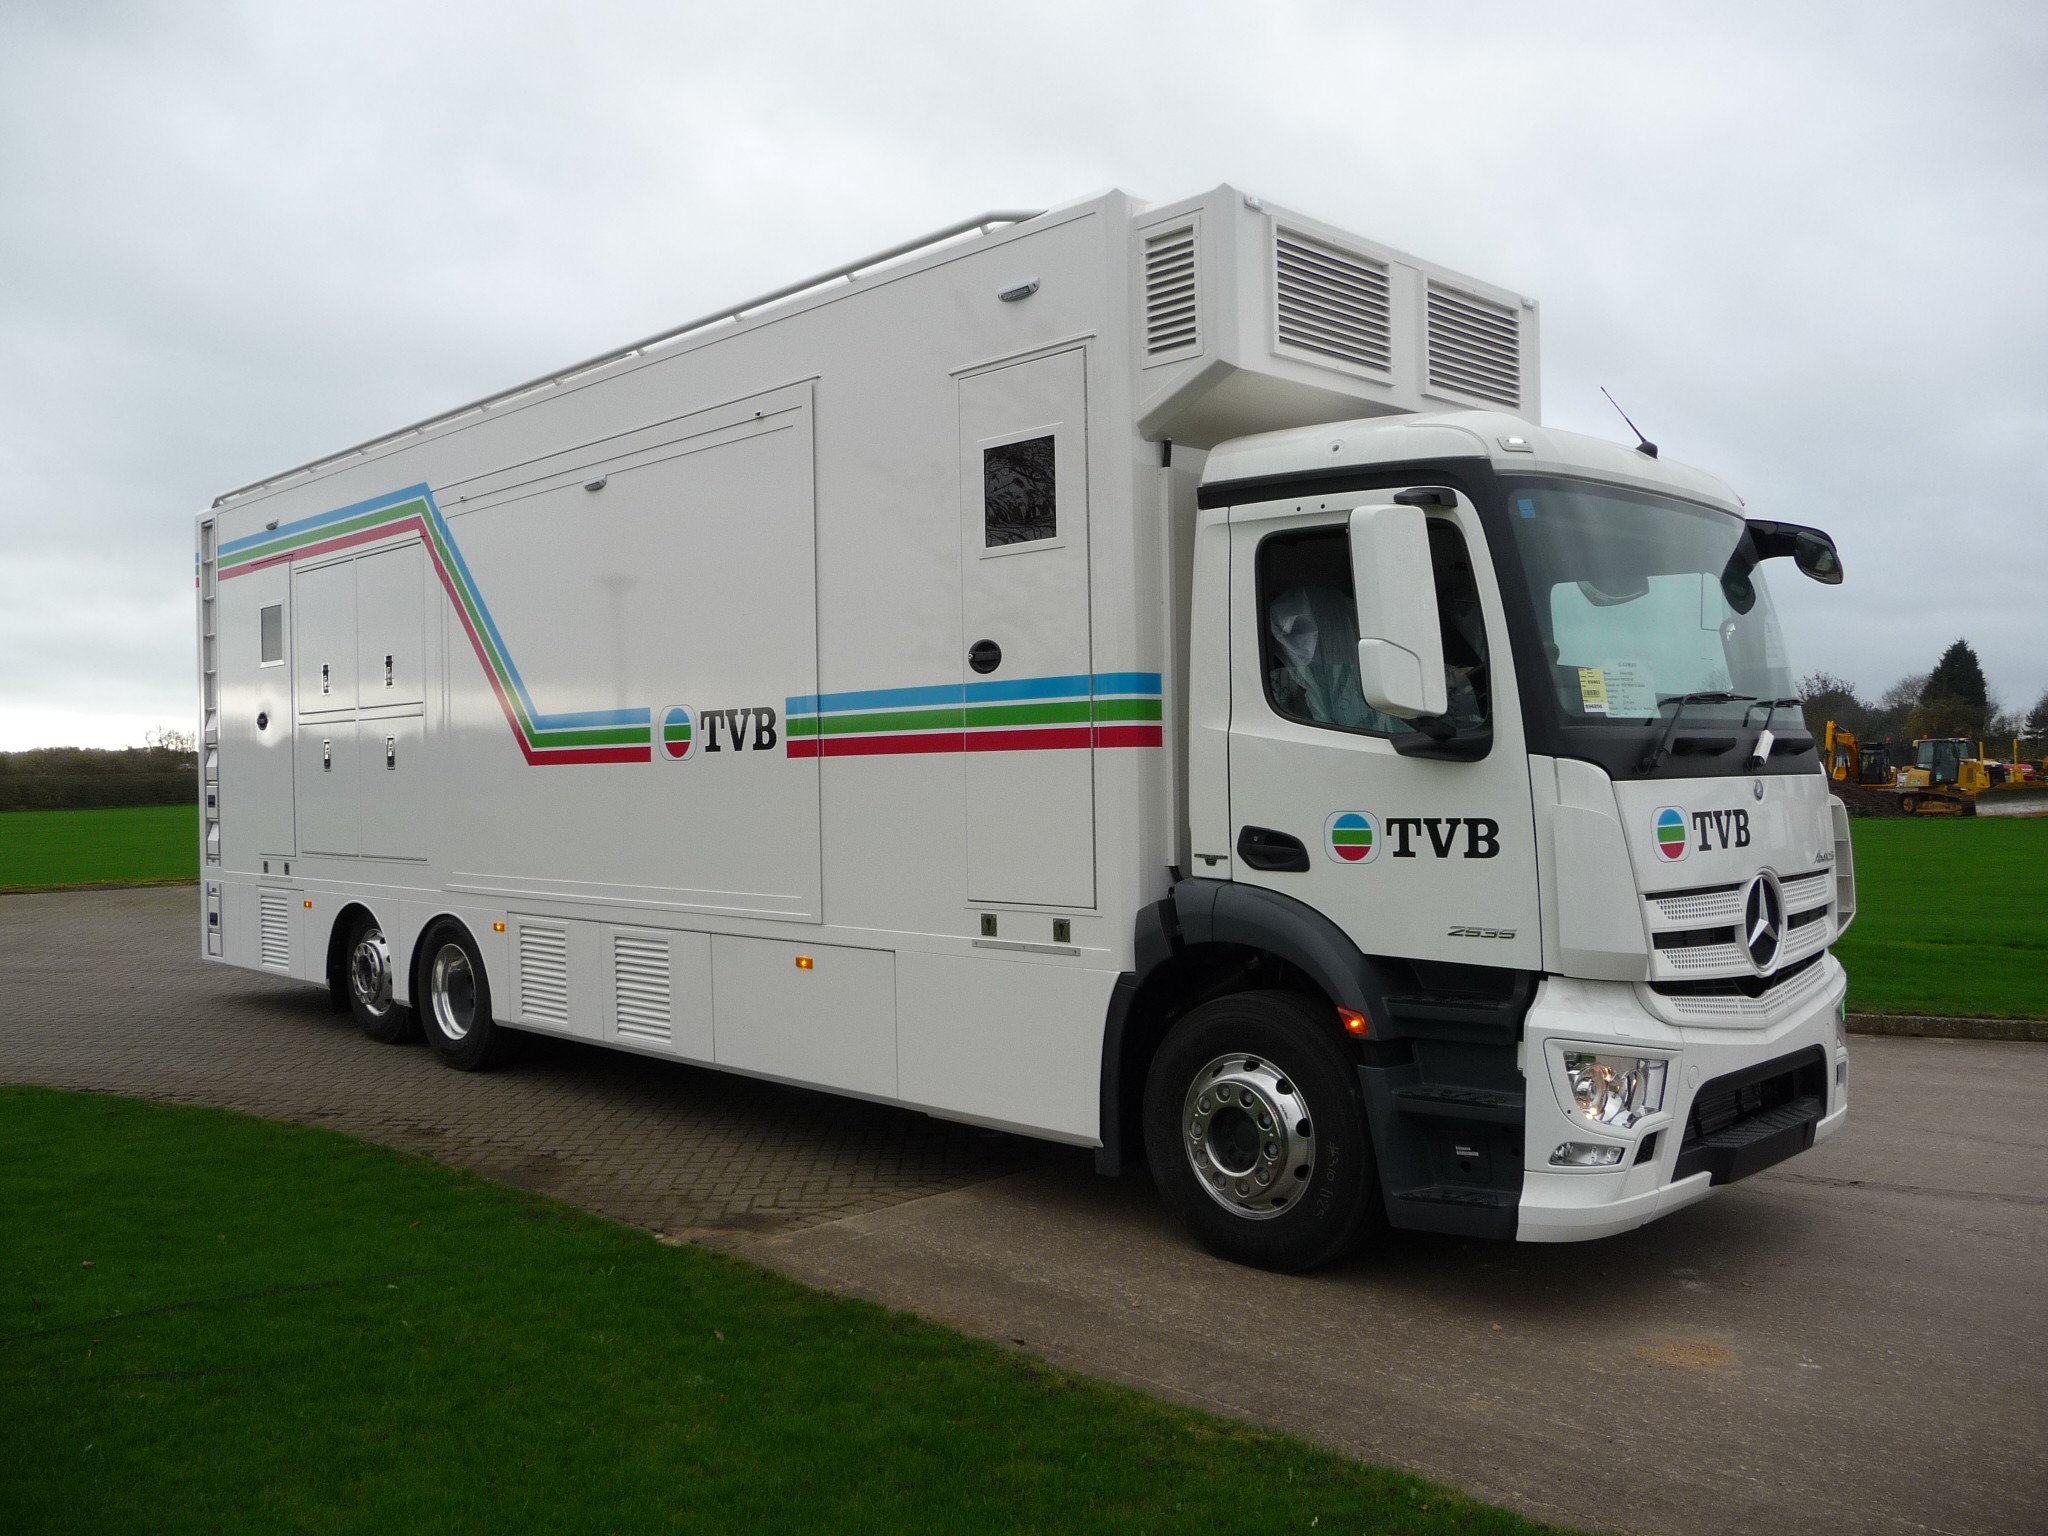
[1893,737,2048,816]
[1823,721,1896,787]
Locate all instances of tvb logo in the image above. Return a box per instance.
[1692,808,1750,852]
[702,706,778,753]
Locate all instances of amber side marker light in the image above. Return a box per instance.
[303,899,312,909]
[493,922,505,932]
[1338,1007,1370,1037]
[795,955,815,970]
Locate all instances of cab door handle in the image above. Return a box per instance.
[1237,825,1310,872]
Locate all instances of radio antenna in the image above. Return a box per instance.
[1601,387,1659,458]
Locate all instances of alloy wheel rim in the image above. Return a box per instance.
[348,927,394,1017]
[430,943,476,1041]
[1182,1052,1315,1221]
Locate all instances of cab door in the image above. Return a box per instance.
[1225,492,1540,970]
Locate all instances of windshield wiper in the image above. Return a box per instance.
[1741,696,1802,770]
[1638,691,1755,773]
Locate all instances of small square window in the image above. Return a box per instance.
[983,435,1056,547]
[259,604,284,665]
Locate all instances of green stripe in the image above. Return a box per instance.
[529,726,652,748]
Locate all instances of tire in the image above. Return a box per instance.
[1899,795,1918,815]
[344,912,416,1044]
[1143,990,1382,1273]
[416,919,511,1072]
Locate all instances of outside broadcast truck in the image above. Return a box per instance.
[196,186,1856,1271]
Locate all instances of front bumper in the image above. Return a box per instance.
[1516,956,1849,1243]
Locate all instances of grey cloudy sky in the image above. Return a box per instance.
[3,0,2043,748]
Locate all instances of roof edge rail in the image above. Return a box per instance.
[212,208,1046,509]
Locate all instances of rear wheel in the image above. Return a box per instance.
[1899,795,1919,814]
[417,920,511,1072]
[346,913,415,1044]
[1143,990,1381,1273]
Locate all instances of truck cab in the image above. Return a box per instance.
[1122,408,1854,1265]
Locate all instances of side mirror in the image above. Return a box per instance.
[1746,519,1844,585]
[1348,504,1447,718]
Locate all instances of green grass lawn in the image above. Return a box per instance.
[0,1086,1563,1536]
[0,804,197,890]
[1835,815,2048,1018]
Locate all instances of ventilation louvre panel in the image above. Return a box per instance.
[1275,232,1391,371]
[1143,225,1200,359]
[1426,285,1521,407]
[612,933,672,1043]
[518,925,569,1024]
[258,889,291,970]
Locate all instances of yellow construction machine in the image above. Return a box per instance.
[1893,737,2048,816]
[1823,721,1896,787]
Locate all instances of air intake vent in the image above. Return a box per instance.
[612,933,671,1043]
[518,924,569,1024]
[1275,232,1391,371]
[258,889,291,970]
[1142,223,1200,360]
[1426,284,1521,407]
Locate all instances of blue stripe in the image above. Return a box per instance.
[217,483,430,557]
[530,707,652,730]
[787,671,1162,718]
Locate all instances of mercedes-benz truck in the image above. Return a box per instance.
[196,186,1854,1270]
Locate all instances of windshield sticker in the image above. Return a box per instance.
[1577,667,1609,714]
[1599,659,1658,717]
[1764,615,1786,669]
[1517,497,1537,519]
[1325,811,1380,863]
[1653,806,1689,861]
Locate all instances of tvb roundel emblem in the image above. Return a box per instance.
[1325,811,1380,864]
[1653,806,1689,861]
[658,705,697,762]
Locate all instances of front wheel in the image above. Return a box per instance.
[1143,990,1382,1272]
[417,920,512,1072]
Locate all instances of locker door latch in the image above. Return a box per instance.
[385,737,396,770]
[321,663,330,694]
[322,739,332,772]
[385,654,394,687]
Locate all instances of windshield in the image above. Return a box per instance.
[1502,477,1796,729]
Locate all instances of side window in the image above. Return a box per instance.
[259,604,284,666]
[983,435,1055,546]
[1255,519,1490,737]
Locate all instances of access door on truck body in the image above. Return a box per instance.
[1224,490,1541,970]
[957,346,1095,909]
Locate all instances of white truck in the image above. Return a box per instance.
[197,186,1855,1271]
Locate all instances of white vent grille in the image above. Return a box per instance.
[1275,232,1390,371]
[518,925,569,1024]
[612,933,672,1043]
[1426,284,1521,407]
[258,889,291,970]
[1142,224,1200,359]
[1648,887,1742,925]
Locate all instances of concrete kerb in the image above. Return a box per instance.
[1848,1013,2048,1043]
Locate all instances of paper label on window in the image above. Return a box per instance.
[1577,668,1609,715]
[1764,616,1786,669]
[1599,659,1658,717]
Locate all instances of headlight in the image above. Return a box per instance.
[1561,1052,1667,1129]
[1550,1141,1625,1167]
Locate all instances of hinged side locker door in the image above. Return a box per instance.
[957,347,1095,909]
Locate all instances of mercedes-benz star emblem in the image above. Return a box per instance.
[1744,873,1784,973]
[1753,778,1766,801]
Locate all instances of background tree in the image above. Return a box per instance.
[1797,672,1866,742]
[1912,638,1990,739]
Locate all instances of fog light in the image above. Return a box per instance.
[1559,1052,1668,1129]
[1550,1142,1625,1167]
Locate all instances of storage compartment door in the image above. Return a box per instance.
[359,715,425,860]
[293,559,357,711]
[296,721,359,855]
[712,936,895,1098]
[355,542,424,705]
[958,348,1095,908]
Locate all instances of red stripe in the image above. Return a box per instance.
[1093,724,1163,748]
[786,723,1164,758]
[530,745,652,766]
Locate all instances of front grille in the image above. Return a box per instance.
[1651,949,1824,1001]
[1674,1046,1827,1185]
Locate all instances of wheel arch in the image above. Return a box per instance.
[323,901,381,1012]
[1097,881,1398,1176]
